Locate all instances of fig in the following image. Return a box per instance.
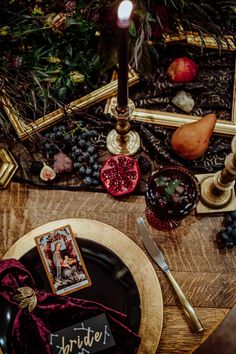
[53,152,73,174]
[100,154,141,197]
[40,163,56,181]
[167,57,198,83]
[171,113,217,160]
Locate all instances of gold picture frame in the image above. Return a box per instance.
[163,31,236,52]
[0,148,18,189]
[1,69,139,140]
[105,60,236,137]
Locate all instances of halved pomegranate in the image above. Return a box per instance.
[100,154,141,197]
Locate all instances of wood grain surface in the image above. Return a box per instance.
[1,182,235,353]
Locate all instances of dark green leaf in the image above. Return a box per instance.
[58,87,67,100]
[129,20,137,37]
[65,44,73,58]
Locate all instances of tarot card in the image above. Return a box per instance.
[34,225,92,295]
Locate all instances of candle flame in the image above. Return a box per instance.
[118,1,133,22]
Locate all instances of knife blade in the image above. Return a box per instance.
[136,216,204,333]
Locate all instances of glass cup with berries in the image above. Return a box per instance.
[145,165,200,231]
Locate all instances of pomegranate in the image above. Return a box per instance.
[100,154,141,197]
[167,57,198,83]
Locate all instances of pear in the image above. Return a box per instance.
[171,113,217,160]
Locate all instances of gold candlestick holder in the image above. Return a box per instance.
[106,97,140,155]
[195,141,236,213]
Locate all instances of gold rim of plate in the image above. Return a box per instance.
[3,218,163,354]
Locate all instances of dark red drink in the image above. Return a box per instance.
[145,165,200,231]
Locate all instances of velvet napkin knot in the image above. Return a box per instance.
[0,258,140,354]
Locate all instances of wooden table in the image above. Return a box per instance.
[1,182,235,353]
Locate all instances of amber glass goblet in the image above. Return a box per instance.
[145,165,200,231]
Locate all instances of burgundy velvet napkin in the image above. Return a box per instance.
[0,258,141,354]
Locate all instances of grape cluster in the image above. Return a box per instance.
[216,211,236,249]
[40,120,102,186]
[71,129,102,186]
[42,124,69,157]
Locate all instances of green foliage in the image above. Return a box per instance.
[155,176,182,200]
[0,1,101,119]
[0,0,235,125]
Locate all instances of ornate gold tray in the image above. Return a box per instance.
[3,218,163,354]
[0,148,18,189]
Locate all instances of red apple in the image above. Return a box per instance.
[167,57,198,83]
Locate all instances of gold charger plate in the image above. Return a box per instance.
[3,218,163,353]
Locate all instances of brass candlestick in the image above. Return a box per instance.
[106,97,140,155]
[196,141,236,213]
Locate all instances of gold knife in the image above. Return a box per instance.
[136,216,204,333]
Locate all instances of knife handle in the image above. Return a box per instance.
[165,269,204,333]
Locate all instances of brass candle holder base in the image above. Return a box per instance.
[106,98,140,156]
[195,148,236,214]
[195,173,236,214]
[107,129,140,155]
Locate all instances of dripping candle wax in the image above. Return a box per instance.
[117,1,133,112]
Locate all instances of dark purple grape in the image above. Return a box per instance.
[93,171,99,178]
[220,229,229,241]
[63,134,71,142]
[56,131,63,138]
[81,132,89,139]
[138,156,151,173]
[216,232,226,249]
[79,166,86,176]
[75,149,82,156]
[87,146,96,154]
[83,176,92,185]
[224,215,232,226]
[230,211,236,220]
[78,139,86,147]
[44,143,52,150]
[77,156,84,162]
[50,132,56,139]
[226,240,234,249]
[226,226,233,234]
[86,167,92,175]
[93,163,99,170]
[73,162,80,169]
[59,125,66,131]
[90,130,98,137]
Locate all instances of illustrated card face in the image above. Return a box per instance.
[34,225,91,295]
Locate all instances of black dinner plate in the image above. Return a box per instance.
[0,238,141,353]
